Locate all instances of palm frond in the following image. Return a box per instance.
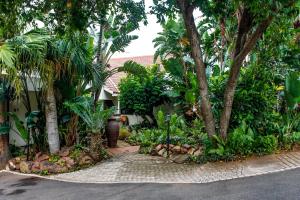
[119,60,147,77]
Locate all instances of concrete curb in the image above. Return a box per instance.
[2,165,300,185]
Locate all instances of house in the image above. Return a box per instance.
[9,55,157,146]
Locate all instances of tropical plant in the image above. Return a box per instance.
[8,111,42,159]
[65,96,115,153]
[152,0,299,138]
[64,96,114,135]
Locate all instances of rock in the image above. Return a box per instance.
[62,157,75,169]
[89,152,101,162]
[35,154,49,162]
[193,148,203,157]
[40,161,68,174]
[40,161,55,172]
[171,154,190,164]
[180,147,188,154]
[162,150,169,158]
[7,159,17,170]
[20,161,33,173]
[79,155,94,166]
[188,148,196,155]
[31,162,41,173]
[14,156,26,164]
[157,148,166,156]
[173,146,181,153]
[59,147,71,157]
[35,152,42,161]
[182,144,191,149]
[169,144,175,149]
[54,165,68,173]
[155,144,163,152]
[150,149,158,156]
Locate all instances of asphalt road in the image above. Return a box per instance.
[1,169,300,200]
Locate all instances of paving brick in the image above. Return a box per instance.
[50,151,300,183]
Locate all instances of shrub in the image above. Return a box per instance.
[119,126,131,140]
[291,132,300,143]
[205,135,234,162]
[119,66,168,116]
[254,135,278,154]
[228,122,254,156]
[209,65,280,134]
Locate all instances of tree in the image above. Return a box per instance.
[152,0,298,138]
[33,0,147,108]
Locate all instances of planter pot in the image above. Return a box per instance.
[106,118,120,148]
[0,134,9,169]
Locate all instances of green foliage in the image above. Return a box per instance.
[210,64,279,134]
[49,154,60,163]
[285,72,300,109]
[8,112,30,143]
[202,122,277,161]
[228,122,255,156]
[9,144,24,157]
[119,126,130,140]
[119,65,167,115]
[0,123,10,136]
[156,110,166,130]
[254,135,278,155]
[128,110,207,152]
[153,19,188,62]
[64,96,114,134]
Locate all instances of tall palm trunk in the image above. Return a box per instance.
[93,21,104,109]
[45,81,60,154]
[0,101,9,169]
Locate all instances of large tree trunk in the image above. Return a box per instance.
[0,101,9,169]
[45,81,60,154]
[177,0,216,136]
[219,9,273,138]
[66,114,79,146]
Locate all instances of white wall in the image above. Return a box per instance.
[9,91,39,146]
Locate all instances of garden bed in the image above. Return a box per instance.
[6,146,108,175]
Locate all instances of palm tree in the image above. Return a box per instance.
[91,14,139,107]
[0,30,96,154]
[64,96,114,153]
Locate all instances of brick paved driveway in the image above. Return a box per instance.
[47,151,300,183]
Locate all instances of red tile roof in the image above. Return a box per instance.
[109,55,157,68]
[104,55,158,95]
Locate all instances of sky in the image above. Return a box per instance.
[112,0,162,58]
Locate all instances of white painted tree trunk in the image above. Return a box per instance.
[45,81,60,154]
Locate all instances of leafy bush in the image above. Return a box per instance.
[119,65,168,116]
[227,122,254,156]
[291,132,300,144]
[254,135,278,155]
[281,132,300,150]
[119,126,131,140]
[210,65,280,134]
[127,111,206,152]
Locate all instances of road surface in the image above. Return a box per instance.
[1,168,300,200]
